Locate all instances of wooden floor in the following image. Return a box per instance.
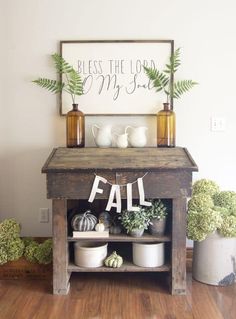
[0,272,235,319]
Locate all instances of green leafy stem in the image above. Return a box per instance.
[33,53,83,104]
[144,48,198,104]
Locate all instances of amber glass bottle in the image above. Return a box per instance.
[66,104,85,148]
[157,103,176,147]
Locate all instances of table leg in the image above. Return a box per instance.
[171,197,187,295]
[52,199,70,295]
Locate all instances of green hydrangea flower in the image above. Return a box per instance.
[219,215,236,237]
[24,241,39,263]
[34,239,53,264]
[192,179,220,197]
[0,246,8,265]
[213,191,236,215]
[5,238,24,261]
[0,220,53,265]
[0,219,24,263]
[187,209,223,241]
[0,218,21,241]
[188,179,236,241]
[22,237,35,247]
[188,194,214,212]
[214,206,230,216]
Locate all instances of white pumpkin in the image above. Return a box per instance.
[95,221,105,232]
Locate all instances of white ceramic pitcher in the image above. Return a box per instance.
[92,124,112,148]
[113,133,128,148]
[125,126,148,147]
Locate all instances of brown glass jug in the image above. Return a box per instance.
[157,103,176,147]
[66,104,85,148]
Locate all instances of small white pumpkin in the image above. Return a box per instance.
[98,212,111,230]
[95,220,105,232]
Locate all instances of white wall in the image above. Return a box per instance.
[0,3,4,154]
[1,0,236,236]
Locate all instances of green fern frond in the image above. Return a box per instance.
[164,48,181,74]
[66,69,83,96]
[32,78,64,93]
[164,89,170,97]
[143,66,159,81]
[144,66,169,91]
[52,53,73,74]
[172,80,198,99]
[143,47,197,103]
[33,53,84,104]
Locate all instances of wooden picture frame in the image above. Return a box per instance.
[60,40,174,116]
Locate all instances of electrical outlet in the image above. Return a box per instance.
[39,208,49,223]
[211,117,226,132]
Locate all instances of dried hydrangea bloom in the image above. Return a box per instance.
[192,179,220,197]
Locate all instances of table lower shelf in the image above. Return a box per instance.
[68,234,171,242]
[68,261,171,272]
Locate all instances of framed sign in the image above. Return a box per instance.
[60,40,174,115]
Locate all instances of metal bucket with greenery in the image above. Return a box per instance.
[145,199,168,236]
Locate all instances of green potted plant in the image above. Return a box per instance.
[145,199,168,236]
[33,54,85,148]
[119,207,151,237]
[187,179,236,286]
[143,48,198,147]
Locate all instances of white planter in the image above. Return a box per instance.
[132,242,164,267]
[74,242,108,268]
[193,232,236,286]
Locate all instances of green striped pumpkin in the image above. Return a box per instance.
[104,251,123,268]
[71,210,97,231]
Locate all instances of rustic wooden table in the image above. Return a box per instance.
[42,147,198,295]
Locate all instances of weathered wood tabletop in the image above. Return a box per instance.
[42,147,198,172]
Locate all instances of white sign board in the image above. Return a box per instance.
[60,40,174,115]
